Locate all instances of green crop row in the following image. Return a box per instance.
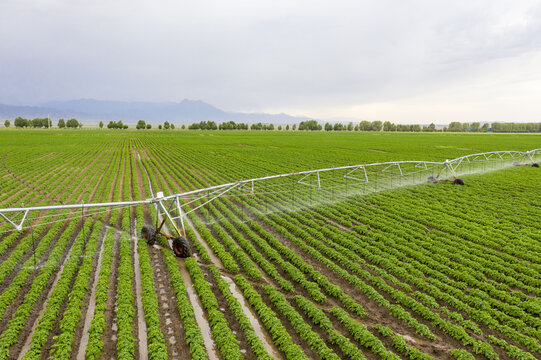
[0,217,81,359]
[234,275,308,360]
[49,221,104,359]
[137,239,168,359]
[263,286,340,360]
[21,218,96,360]
[116,232,136,359]
[85,227,116,360]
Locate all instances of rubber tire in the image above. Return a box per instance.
[532,163,539,168]
[141,225,156,246]
[453,178,465,185]
[172,236,191,258]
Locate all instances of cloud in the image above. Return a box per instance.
[1,0,541,123]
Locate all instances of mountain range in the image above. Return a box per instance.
[0,99,311,125]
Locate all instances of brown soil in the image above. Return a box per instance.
[132,232,147,360]
[148,246,191,360]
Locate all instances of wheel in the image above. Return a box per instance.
[141,225,156,246]
[172,236,191,258]
[427,176,437,183]
[453,178,465,185]
[532,163,539,168]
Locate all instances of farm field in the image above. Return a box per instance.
[0,129,540,360]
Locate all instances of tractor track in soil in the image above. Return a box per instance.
[132,228,149,360]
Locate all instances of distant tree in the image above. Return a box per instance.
[286,124,290,130]
[480,123,489,132]
[278,125,282,130]
[354,125,359,131]
[411,124,421,132]
[14,117,29,128]
[4,120,10,128]
[359,121,371,131]
[99,120,104,129]
[422,123,436,132]
[158,124,162,130]
[181,124,186,130]
[107,120,125,129]
[448,122,463,132]
[29,118,50,128]
[146,124,152,129]
[163,121,170,130]
[292,124,296,130]
[171,124,175,130]
[136,120,146,129]
[58,118,66,128]
[298,120,321,131]
[324,123,333,131]
[371,121,383,131]
[347,122,353,131]
[470,122,480,132]
[66,118,80,128]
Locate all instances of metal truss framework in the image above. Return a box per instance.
[1,148,539,231]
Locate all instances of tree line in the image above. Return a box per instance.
[4,117,541,133]
[6,117,82,128]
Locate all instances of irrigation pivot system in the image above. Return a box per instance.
[1,148,539,256]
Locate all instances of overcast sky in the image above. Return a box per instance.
[1,0,541,123]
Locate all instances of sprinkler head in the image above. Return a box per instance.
[453,178,465,185]
[532,163,539,168]
[427,176,437,183]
